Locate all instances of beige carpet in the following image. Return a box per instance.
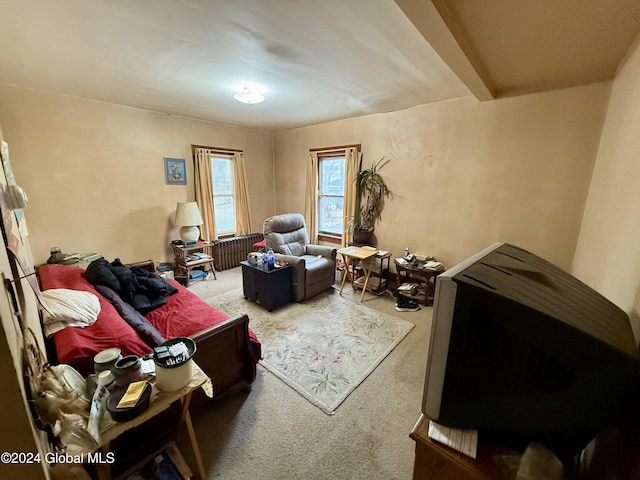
[206,287,414,414]
[186,268,432,480]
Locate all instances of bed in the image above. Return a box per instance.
[37,262,260,399]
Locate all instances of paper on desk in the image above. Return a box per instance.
[423,261,444,270]
[428,420,478,459]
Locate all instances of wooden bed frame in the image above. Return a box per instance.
[190,311,256,399]
[129,259,257,399]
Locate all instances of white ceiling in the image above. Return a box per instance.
[1,1,640,133]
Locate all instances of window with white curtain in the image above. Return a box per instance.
[317,154,346,236]
[211,155,236,235]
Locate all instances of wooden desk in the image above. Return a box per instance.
[92,363,210,480]
[337,246,378,301]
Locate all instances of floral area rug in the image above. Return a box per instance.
[207,288,414,414]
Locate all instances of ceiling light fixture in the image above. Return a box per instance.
[233,83,265,104]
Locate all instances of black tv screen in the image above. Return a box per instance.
[422,243,640,458]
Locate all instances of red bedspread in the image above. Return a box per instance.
[38,264,260,376]
[144,279,230,338]
[39,265,151,375]
[148,279,261,361]
[145,280,261,363]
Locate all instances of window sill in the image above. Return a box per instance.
[318,234,342,244]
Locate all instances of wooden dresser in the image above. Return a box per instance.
[410,414,516,480]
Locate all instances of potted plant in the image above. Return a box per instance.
[349,157,391,245]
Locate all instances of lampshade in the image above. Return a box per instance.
[175,202,203,242]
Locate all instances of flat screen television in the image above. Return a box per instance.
[422,242,640,458]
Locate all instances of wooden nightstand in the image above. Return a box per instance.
[170,242,216,286]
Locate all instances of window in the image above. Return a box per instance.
[211,156,236,235]
[318,155,346,236]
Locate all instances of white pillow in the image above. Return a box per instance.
[41,288,101,337]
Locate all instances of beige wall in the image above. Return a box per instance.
[0,128,50,479]
[0,243,49,479]
[573,36,640,342]
[0,81,614,277]
[0,85,275,266]
[274,83,610,271]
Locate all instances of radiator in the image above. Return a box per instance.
[213,233,264,270]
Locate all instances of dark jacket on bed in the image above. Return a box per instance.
[85,258,178,312]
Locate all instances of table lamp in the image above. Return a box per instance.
[175,201,203,244]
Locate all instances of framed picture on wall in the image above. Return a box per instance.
[164,157,186,185]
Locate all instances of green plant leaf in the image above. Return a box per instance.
[349,157,391,231]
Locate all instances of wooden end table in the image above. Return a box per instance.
[91,363,210,480]
[170,242,217,286]
[240,260,293,311]
[337,246,379,301]
[395,258,444,305]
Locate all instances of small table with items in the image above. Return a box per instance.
[338,246,380,302]
[395,257,445,305]
[241,260,293,311]
[90,363,210,480]
[170,241,216,286]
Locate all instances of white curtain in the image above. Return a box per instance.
[304,152,319,242]
[233,152,252,235]
[342,147,361,247]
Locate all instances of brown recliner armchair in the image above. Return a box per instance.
[263,213,337,302]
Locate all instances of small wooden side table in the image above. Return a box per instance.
[92,363,210,480]
[395,259,444,305]
[353,250,391,295]
[337,246,379,302]
[170,242,216,286]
